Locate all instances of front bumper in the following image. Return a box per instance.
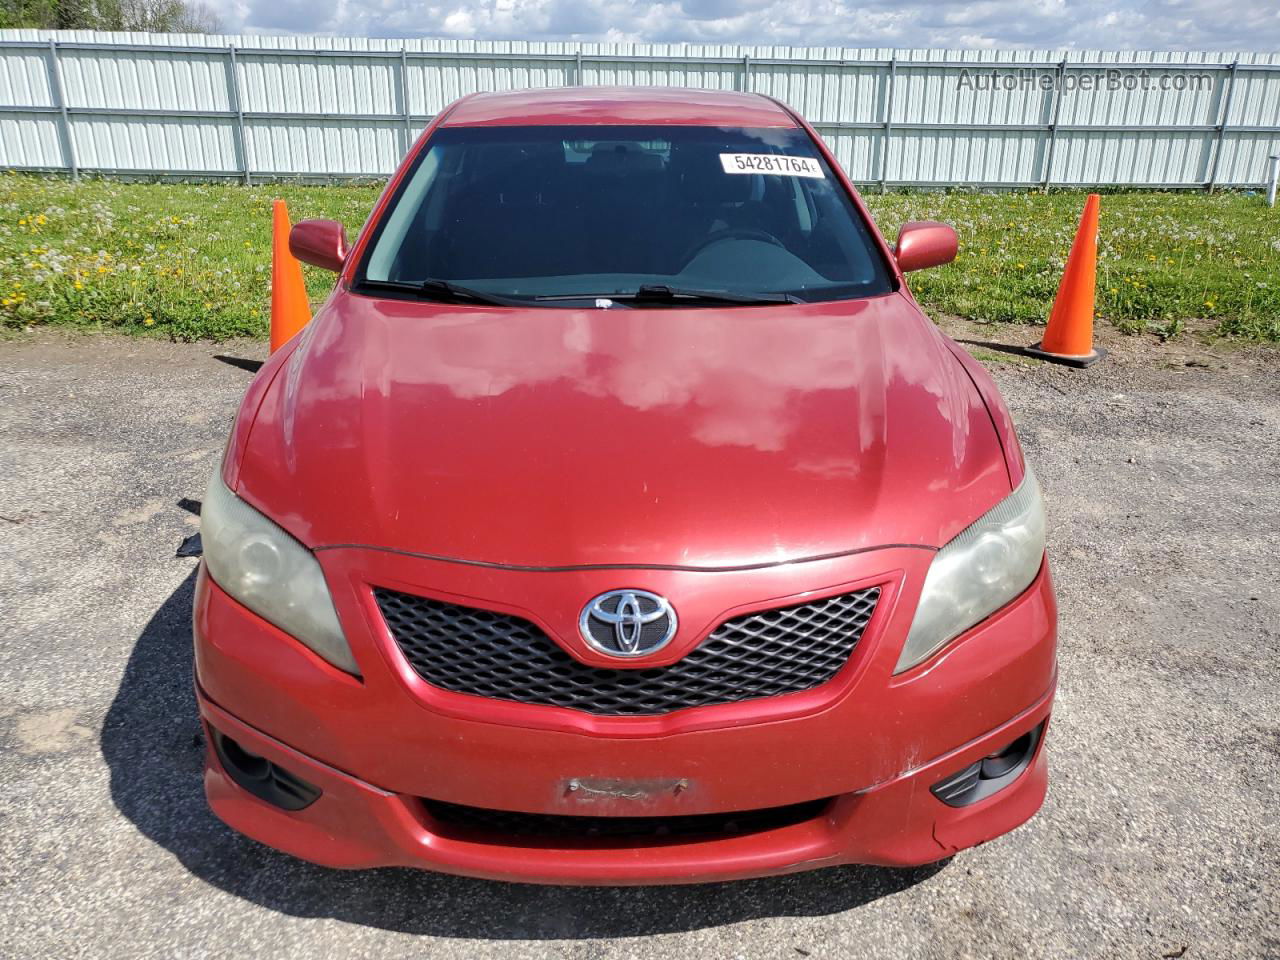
[194,546,1057,884]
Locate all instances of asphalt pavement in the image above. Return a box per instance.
[0,325,1276,959]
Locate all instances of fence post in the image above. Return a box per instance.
[741,54,751,93]
[227,45,251,185]
[1206,60,1238,193]
[880,57,896,193]
[400,46,413,156]
[576,49,583,85]
[1042,58,1067,193]
[46,39,77,181]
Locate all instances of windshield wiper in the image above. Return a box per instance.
[535,285,801,306]
[356,277,525,307]
[639,285,801,305]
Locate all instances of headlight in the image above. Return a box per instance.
[896,467,1046,673]
[201,467,360,676]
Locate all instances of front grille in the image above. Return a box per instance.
[422,797,832,844]
[374,585,880,716]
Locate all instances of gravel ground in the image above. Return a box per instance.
[0,325,1277,960]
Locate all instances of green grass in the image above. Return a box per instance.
[0,175,381,340]
[865,190,1280,342]
[1,172,1277,342]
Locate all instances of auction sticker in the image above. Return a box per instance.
[719,153,825,177]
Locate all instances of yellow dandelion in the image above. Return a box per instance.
[74,281,83,290]
[17,219,26,226]
[97,265,107,274]
[203,302,212,310]
[143,316,155,326]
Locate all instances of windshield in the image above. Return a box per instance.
[356,124,893,305]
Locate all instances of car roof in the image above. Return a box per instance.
[441,86,799,128]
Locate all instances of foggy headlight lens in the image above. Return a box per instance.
[896,467,1046,673]
[201,467,360,676]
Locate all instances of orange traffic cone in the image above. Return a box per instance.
[269,199,311,353]
[1027,193,1105,368]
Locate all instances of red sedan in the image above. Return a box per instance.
[196,86,1056,884]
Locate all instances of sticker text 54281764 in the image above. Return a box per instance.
[718,153,825,178]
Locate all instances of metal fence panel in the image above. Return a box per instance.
[1217,131,1280,185]
[417,57,574,112]
[70,113,238,171]
[238,54,396,115]
[582,59,738,91]
[1,30,1277,187]
[1053,131,1212,187]
[0,45,53,105]
[812,129,882,183]
[889,129,1048,185]
[750,63,886,123]
[245,118,401,176]
[0,113,62,166]
[60,47,231,111]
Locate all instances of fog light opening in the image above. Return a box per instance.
[931,722,1044,808]
[211,728,321,812]
[980,731,1034,779]
[218,733,271,781]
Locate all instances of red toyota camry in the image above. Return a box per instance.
[196,86,1057,885]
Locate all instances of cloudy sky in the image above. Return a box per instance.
[200,0,1279,49]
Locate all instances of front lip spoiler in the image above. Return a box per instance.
[311,541,936,574]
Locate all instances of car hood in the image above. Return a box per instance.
[235,291,1011,569]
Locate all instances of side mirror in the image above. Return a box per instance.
[893,221,958,273]
[289,219,348,272]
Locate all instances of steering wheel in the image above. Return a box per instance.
[680,228,785,266]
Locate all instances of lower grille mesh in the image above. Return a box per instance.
[374,585,880,716]
[422,797,832,843]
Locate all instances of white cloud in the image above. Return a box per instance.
[200,0,1280,50]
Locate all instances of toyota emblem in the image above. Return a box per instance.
[579,590,678,658]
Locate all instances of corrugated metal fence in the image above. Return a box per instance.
[2,31,1279,188]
